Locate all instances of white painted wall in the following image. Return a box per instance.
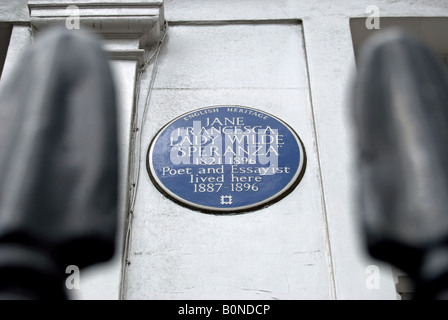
[125,22,335,300]
[1,0,448,300]
[0,26,31,86]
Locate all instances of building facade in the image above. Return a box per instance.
[1,0,447,300]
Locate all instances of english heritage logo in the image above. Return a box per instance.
[147,106,306,213]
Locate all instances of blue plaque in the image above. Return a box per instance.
[147,106,306,213]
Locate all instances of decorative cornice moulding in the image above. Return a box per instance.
[28,0,165,60]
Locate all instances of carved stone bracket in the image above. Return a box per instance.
[28,1,165,63]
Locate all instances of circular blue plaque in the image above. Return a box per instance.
[147,106,306,213]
